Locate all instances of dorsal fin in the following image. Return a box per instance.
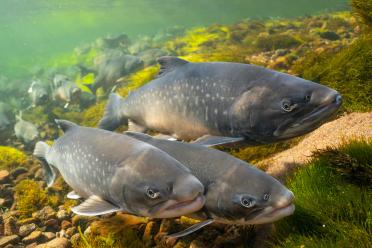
[157,56,189,77]
[55,119,78,132]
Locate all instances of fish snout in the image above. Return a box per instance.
[172,174,204,201]
[273,190,294,209]
[311,88,342,107]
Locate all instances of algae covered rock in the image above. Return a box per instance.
[0,146,27,170]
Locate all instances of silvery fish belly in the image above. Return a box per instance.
[99,56,342,146]
[125,131,295,238]
[33,120,205,218]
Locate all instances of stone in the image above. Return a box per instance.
[0,170,10,184]
[35,237,70,248]
[44,219,58,229]
[32,207,56,221]
[23,230,43,244]
[143,221,159,244]
[0,235,20,247]
[17,218,38,226]
[41,232,56,242]
[25,243,38,248]
[19,223,37,237]
[65,227,76,238]
[9,167,28,179]
[3,216,18,236]
[60,220,71,230]
[56,210,69,221]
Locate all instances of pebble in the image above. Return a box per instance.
[56,210,69,221]
[42,232,56,242]
[35,237,69,248]
[0,170,10,184]
[3,216,18,236]
[23,230,43,244]
[0,235,19,247]
[19,223,37,237]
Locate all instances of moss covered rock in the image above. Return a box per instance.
[0,146,27,170]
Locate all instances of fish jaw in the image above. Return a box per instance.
[149,194,205,219]
[274,92,342,139]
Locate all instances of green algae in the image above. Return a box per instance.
[351,0,372,27]
[270,139,372,247]
[292,33,372,112]
[0,146,27,170]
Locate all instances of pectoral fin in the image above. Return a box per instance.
[67,191,81,199]
[71,195,121,216]
[167,219,214,238]
[191,135,244,147]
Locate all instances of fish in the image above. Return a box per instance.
[28,80,48,107]
[86,51,144,94]
[14,112,39,144]
[124,131,295,237]
[0,102,11,132]
[52,78,81,108]
[33,120,205,218]
[99,56,342,146]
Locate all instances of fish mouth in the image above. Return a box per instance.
[150,194,205,219]
[246,202,295,225]
[275,95,342,139]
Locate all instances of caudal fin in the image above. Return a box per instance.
[33,141,56,187]
[98,93,126,130]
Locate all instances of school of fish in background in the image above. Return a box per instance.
[1,1,371,246]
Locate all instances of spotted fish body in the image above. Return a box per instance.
[99,56,342,145]
[125,132,294,237]
[33,120,205,218]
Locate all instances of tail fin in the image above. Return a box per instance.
[98,93,126,130]
[33,141,56,187]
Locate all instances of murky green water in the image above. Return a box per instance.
[1,0,347,77]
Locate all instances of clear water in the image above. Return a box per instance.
[0,0,348,77]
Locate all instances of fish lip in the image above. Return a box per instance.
[150,194,205,219]
[247,203,295,225]
[274,100,340,138]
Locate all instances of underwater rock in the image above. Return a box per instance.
[0,170,10,184]
[0,235,20,247]
[319,30,340,40]
[89,50,144,93]
[34,237,70,248]
[19,223,38,237]
[23,230,43,244]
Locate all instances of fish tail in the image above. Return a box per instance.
[98,93,127,130]
[33,141,56,187]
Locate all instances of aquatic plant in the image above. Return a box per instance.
[312,138,372,186]
[14,179,48,218]
[0,146,27,170]
[80,101,106,127]
[269,139,372,247]
[73,214,148,248]
[292,33,372,112]
[351,0,372,27]
[253,33,302,51]
[116,66,159,97]
[227,138,301,168]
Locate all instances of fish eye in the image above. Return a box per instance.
[241,197,255,208]
[263,193,270,201]
[281,100,296,112]
[146,188,160,199]
[304,94,311,102]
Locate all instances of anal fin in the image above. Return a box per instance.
[71,195,122,216]
[191,135,244,147]
[67,191,81,200]
[167,219,214,238]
